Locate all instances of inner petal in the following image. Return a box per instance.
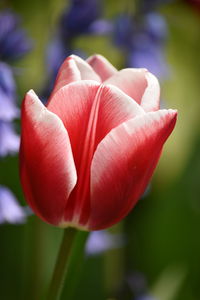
[104,68,148,104]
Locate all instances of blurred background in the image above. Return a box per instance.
[0,0,200,299]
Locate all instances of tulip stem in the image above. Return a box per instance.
[47,227,78,300]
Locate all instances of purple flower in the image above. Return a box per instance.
[0,63,19,121]
[145,12,167,42]
[0,62,15,97]
[0,64,19,157]
[0,10,32,61]
[88,19,113,35]
[0,185,26,224]
[0,121,19,157]
[128,38,168,78]
[128,13,168,78]
[0,93,19,121]
[114,14,134,49]
[85,231,124,255]
[114,12,168,78]
[60,0,101,39]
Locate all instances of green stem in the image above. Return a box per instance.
[47,228,77,300]
[61,231,89,300]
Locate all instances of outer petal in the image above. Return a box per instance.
[104,69,160,112]
[20,90,77,225]
[89,109,177,230]
[49,55,101,100]
[87,54,117,81]
[47,81,144,225]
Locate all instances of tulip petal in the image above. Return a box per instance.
[50,55,101,100]
[48,81,144,171]
[104,68,147,103]
[140,72,160,112]
[87,54,117,81]
[20,90,77,225]
[50,56,81,98]
[89,109,177,230]
[104,69,160,112]
[47,81,144,225]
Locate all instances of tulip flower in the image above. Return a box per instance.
[20,54,177,231]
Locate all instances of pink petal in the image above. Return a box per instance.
[49,55,101,101]
[104,68,147,104]
[89,109,177,230]
[47,81,144,225]
[20,90,77,225]
[87,54,117,81]
[140,72,160,112]
[104,69,160,112]
[48,81,144,168]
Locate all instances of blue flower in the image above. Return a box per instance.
[60,0,101,39]
[114,12,168,78]
[145,12,168,42]
[128,36,168,78]
[0,63,19,157]
[0,121,19,157]
[88,19,113,35]
[85,230,124,255]
[0,185,26,224]
[0,63,19,121]
[43,0,111,101]
[114,14,134,49]
[0,10,32,61]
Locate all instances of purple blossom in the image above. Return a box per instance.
[85,230,124,255]
[0,63,19,121]
[114,12,168,78]
[88,19,113,35]
[44,0,111,101]
[145,12,167,42]
[0,10,31,157]
[0,93,19,121]
[0,186,26,224]
[128,38,168,78]
[0,10,32,61]
[60,0,101,39]
[0,63,19,157]
[0,121,19,157]
[0,62,15,97]
[114,14,134,49]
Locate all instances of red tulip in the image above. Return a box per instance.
[20,54,177,230]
